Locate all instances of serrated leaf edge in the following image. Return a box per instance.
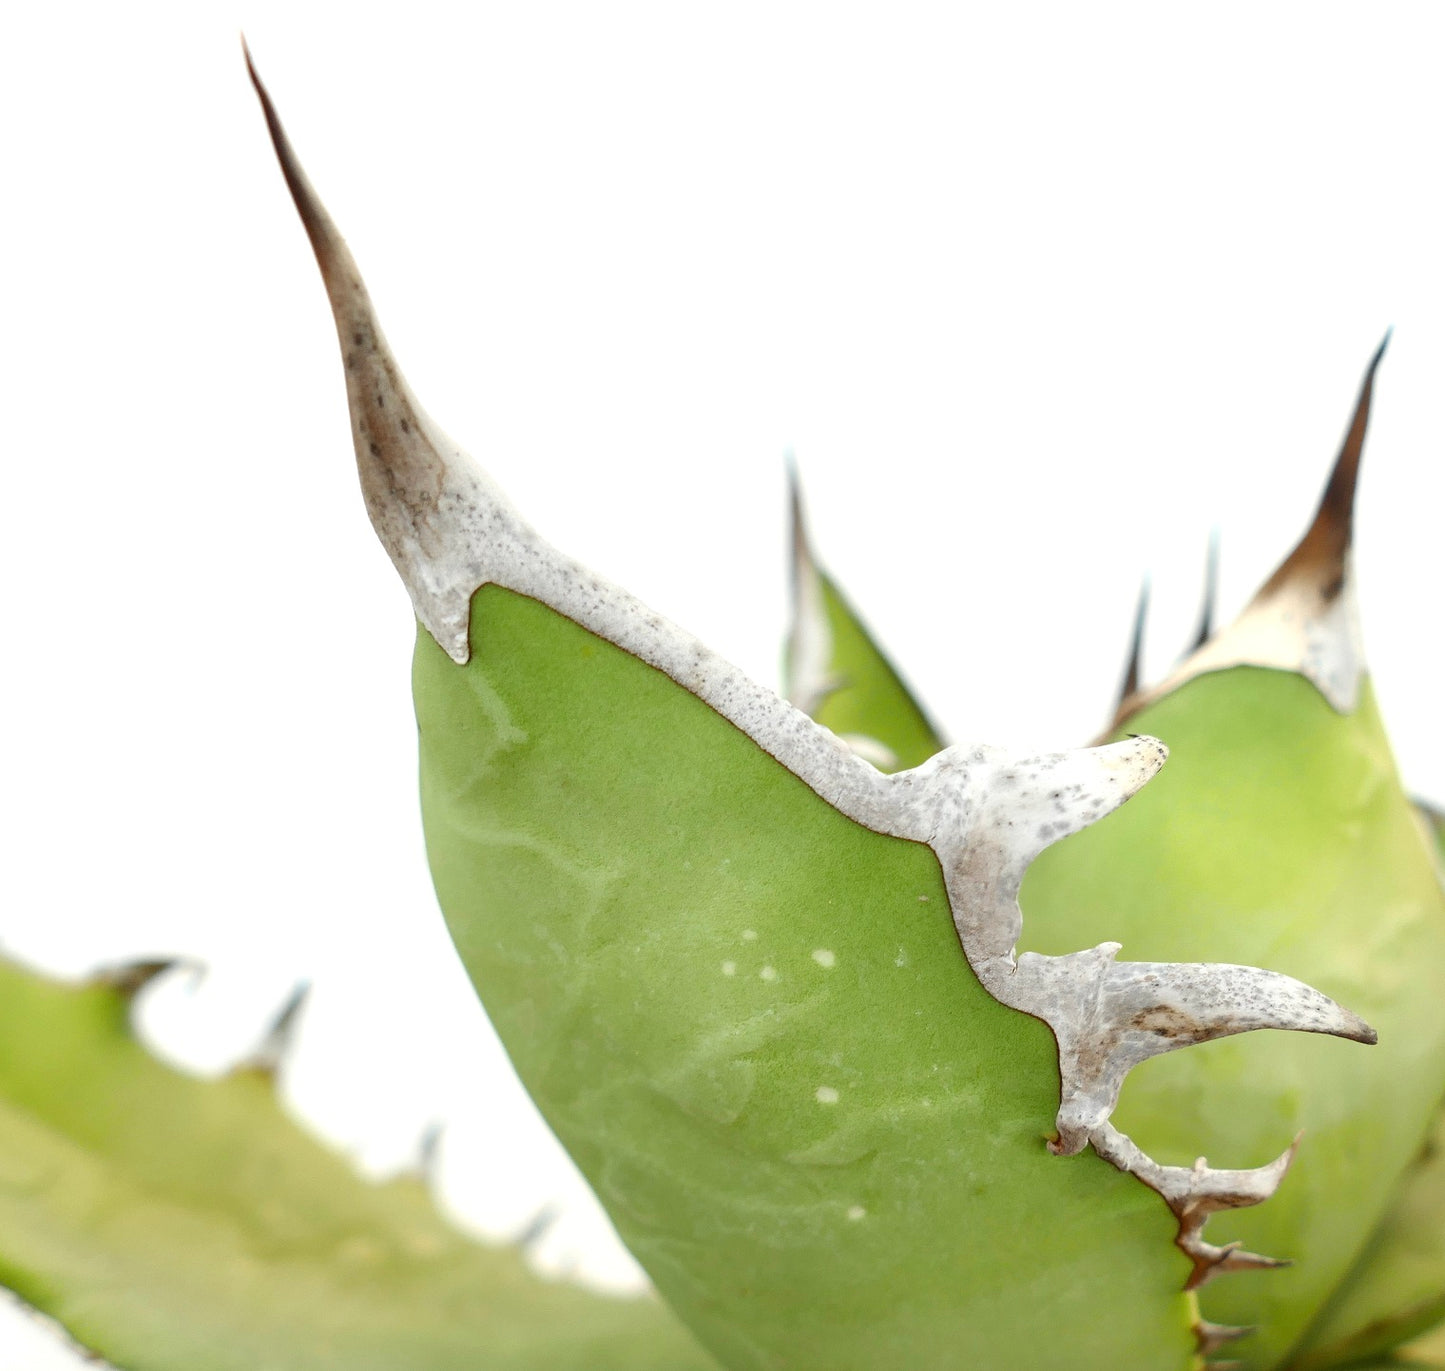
[1114,336,1387,727]
[249,52,1378,1322]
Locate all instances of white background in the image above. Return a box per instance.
[4,4,1445,1364]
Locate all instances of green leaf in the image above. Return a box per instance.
[1283,805,1445,1371]
[1025,680,1445,1370]
[1020,349,1445,1370]
[0,956,715,1371]
[251,54,1377,1371]
[414,589,1197,1371]
[783,473,945,772]
[1290,1106,1445,1370]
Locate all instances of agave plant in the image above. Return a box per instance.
[5,49,1445,1371]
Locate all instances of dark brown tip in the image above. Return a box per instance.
[1261,334,1389,602]
[244,44,347,289]
[1185,1245,1292,1291]
[1188,530,1220,653]
[1194,1320,1253,1357]
[1111,578,1150,721]
[92,958,195,1001]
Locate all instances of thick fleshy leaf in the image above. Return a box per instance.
[414,591,1194,1370]
[1284,805,1445,1370]
[1021,351,1445,1369]
[254,54,1377,1371]
[1291,1106,1445,1369]
[1024,675,1445,1369]
[0,956,715,1371]
[783,474,945,771]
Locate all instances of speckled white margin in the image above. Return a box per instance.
[251,56,1377,1331]
[1128,554,1364,717]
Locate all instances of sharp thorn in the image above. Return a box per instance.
[1260,334,1388,604]
[1194,1320,1253,1356]
[91,957,201,1001]
[1187,529,1220,653]
[1185,1244,1291,1291]
[235,981,310,1079]
[416,1121,444,1182]
[246,47,341,290]
[514,1202,560,1253]
[248,46,498,664]
[1112,577,1150,720]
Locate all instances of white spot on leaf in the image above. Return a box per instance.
[811,948,836,969]
[815,1086,839,1105]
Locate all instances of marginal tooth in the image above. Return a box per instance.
[257,51,1383,1320]
[247,47,506,665]
[785,462,844,716]
[403,1121,445,1185]
[1088,1124,1299,1290]
[234,981,310,1080]
[941,736,1168,968]
[1037,950,1372,1150]
[1167,1139,1301,1222]
[1110,577,1150,725]
[1097,959,1378,1062]
[514,1203,561,1253]
[1194,1320,1253,1357]
[91,957,198,1001]
[1187,529,1220,654]
[1185,1242,1291,1292]
[987,734,1170,858]
[1115,335,1389,719]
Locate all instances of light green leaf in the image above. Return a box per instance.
[1284,805,1445,1371]
[1291,1107,1445,1370]
[414,590,1199,1371]
[0,956,714,1371]
[1021,349,1445,1370]
[783,472,944,771]
[249,55,1379,1371]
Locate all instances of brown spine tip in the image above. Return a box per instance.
[245,45,338,273]
[91,958,196,1002]
[1260,333,1389,602]
[1184,1242,1291,1291]
[1194,1320,1253,1358]
[1110,578,1150,725]
[1187,530,1220,654]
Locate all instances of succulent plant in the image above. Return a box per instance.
[5,48,1445,1371]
